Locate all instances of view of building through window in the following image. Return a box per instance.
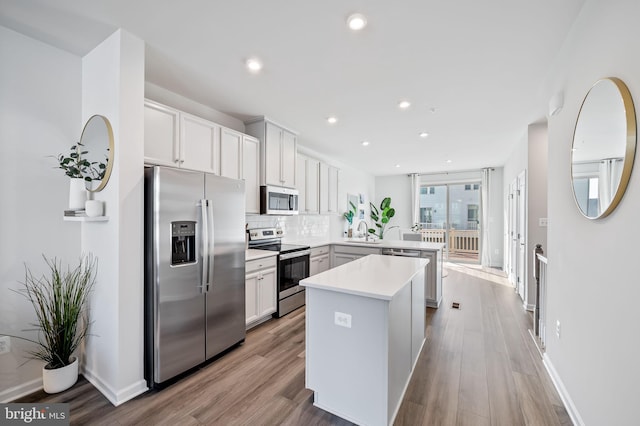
[419,182,481,262]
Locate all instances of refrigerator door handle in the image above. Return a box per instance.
[200,199,210,293]
[206,199,215,292]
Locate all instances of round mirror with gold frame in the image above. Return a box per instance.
[80,115,114,192]
[571,77,637,219]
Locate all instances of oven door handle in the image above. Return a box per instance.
[279,250,311,260]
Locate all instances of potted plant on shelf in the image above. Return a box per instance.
[56,142,106,209]
[369,197,398,240]
[343,201,358,237]
[8,254,97,393]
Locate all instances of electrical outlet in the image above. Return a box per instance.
[334,312,352,328]
[539,218,548,227]
[556,320,561,338]
[0,336,10,355]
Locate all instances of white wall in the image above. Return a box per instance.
[81,29,147,405]
[0,26,82,401]
[542,1,640,424]
[374,175,412,240]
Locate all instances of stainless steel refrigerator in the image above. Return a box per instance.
[144,166,246,387]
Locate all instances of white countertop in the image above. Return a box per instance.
[283,238,444,251]
[246,249,278,262]
[300,254,429,301]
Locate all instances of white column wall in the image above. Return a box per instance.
[81,29,146,405]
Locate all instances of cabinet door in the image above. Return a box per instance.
[245,272,259,325]
[317,254,330,274]
[180,113,220,174]
[220,127,242,179]
[319,162,329,213]
[258,268,277,317]
[144,100,180,166]
[296,154,307,213]
[328,166,339,213]
[310,256,321,276]
[333,253,356,267]
[265,122,283,186]
[281,130,297,188]
[242,136,260,214]
[306,158,320,213]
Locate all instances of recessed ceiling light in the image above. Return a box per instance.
[347,13,367,31]
[246,58,263,73]
[361,141,370,146]
[398,100,411,109]
[327,116,338,124]
[419,132,429,138]
[446,159,452,164]
[395,164,400,168]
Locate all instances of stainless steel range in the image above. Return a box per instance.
[248,228,310,317]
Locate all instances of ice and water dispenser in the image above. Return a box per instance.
[171,221,196,265]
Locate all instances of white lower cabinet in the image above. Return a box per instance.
[310,245,330,276]
[245,256,277,327]
[331,245,381,268]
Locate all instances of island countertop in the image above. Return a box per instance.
[300,254,428,301]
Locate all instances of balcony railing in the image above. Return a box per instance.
[419,229,480,256]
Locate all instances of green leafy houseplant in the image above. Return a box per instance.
[369,197,398,240]
[10,254,96,369]
[343,201,358,225]
[56,142,106,183]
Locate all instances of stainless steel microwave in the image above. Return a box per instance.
[260,185,299,215]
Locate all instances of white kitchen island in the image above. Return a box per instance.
[301,254,428,426]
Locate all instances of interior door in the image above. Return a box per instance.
[508,179,517,286]
[517,171,526,301]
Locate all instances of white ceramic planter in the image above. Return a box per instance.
[42,357,78,394]
[69,179,87,210]
[85,200,104,217]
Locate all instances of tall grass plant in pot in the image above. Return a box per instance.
[10,254,97,393]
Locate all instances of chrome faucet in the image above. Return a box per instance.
[357,220,369,240]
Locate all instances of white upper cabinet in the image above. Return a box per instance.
[281,129,296,188]
[144,99,260,213]
[319,162,339,214]
[220,127,242,179]
[180,113,221,174]
[245,118,297,188]
[242,135,260,214]
[296,154,307,213]
[305,157,320,214]
[144,100,180,167]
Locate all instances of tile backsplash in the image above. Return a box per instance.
[246,214,339,241]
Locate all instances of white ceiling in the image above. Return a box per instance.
[0,0,585,176]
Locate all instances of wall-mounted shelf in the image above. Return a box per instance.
[63,215,109,222]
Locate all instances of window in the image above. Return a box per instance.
[465,184,471,190]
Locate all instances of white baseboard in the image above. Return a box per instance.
[542,354,585,426]
[82,366,148,407]
[0,378,42,403]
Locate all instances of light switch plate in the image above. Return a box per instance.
[334,312,352,328]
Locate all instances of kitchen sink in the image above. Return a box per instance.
[342,238,382,245]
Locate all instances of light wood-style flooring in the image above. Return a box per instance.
[17,268,571,425]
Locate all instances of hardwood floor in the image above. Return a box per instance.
[17,268,570,425]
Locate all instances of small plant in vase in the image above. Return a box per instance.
[343,201,357,237]
[6,254,97,393]
[55,142,106,210]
